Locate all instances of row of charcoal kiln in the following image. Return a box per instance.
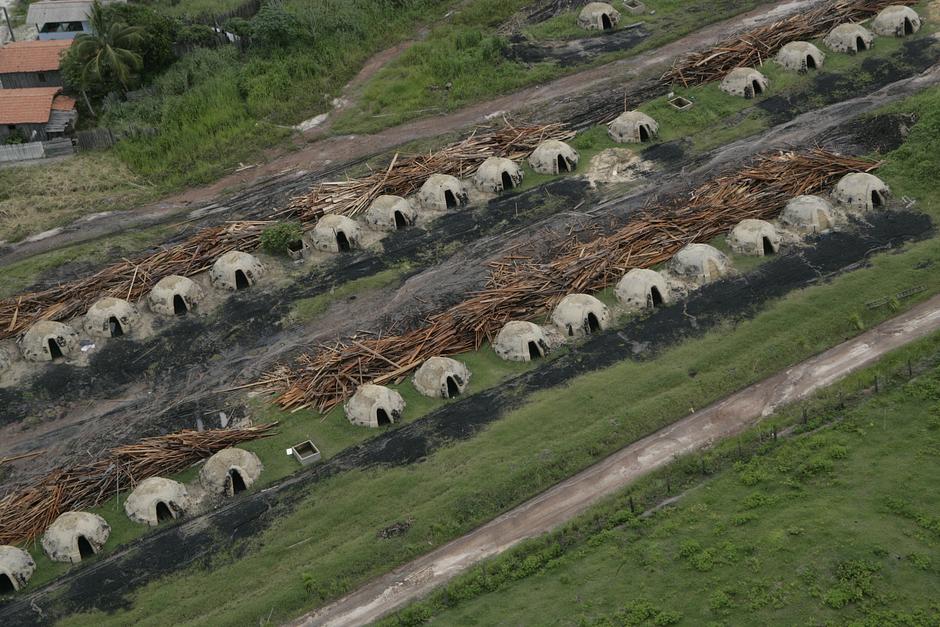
[0,251,266,371]
[714,5,923,101]
[582,6,926,150]
[0,139,585,377]
[0,448,262,592]
[296,140,581,256]
[334,172,892,430]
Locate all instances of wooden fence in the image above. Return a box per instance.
[0,138,75,164]
[75,128,117,152]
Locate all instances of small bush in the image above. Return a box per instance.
[260,222,303,256]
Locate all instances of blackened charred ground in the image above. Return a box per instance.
[0,209,929,624]
[758,37,939,124]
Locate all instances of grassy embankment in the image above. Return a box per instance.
[386,333,940,626]
[47,83,940,626]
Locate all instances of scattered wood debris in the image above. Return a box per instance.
[260,150,879,413]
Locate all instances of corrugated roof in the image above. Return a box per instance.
[26,0,126,26]
[0,40,72,74]
[26,0,94,26]
[0,87,61,124]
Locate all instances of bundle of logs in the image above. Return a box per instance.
[0,423,277,545]
[283,123,574,223]
[662,0,918,87]
[0,123,571,342]
[262,149,878,413]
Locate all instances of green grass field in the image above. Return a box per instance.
[385,333,940,625]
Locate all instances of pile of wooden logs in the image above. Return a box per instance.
[662,0,918,87]
[0,423,277,545]
[0,123,572,341]
[283,123,574,223]
[262,150,879,413]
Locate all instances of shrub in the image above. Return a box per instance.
[260,222,304,256]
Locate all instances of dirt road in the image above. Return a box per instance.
[295,292,940,626]
[0,0,814,263]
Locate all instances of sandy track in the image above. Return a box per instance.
[295,293,940,627]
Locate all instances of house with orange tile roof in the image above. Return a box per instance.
[0,86,77,142]
[0,39,72,88]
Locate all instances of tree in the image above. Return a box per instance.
[105,4,179,80]
[68,0,146,95]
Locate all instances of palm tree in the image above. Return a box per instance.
[71,0,145,94]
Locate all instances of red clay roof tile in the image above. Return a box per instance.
[0,39,72,75]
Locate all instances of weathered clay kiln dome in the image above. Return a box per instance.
[199,447,263,496]
[608,111,659,143]
[493,320,548,362]
[728,219,780,256]
[310,214,361,252]
[832,172,890,211]
[0,545,35,592]
[210,250,264,291]
[615,268,670,311]
[578,2,620,30]
[148,275,203,316]
[21,320,79,362]
[529,139,579,175]
[124,477,189,526]
[823,23,874,54]
[779,195,836,233]
[775,41,825,71]
[551,294,611,338]
[413,356,472,398]
[668,243,733,282]
[719,67,768,98]
[83,296,140,338]
[364,195,417,231]
[345,384,405,428]
[417,174,469,210]
[473,157,524,193]
[872,5,920,37]
[41,511,111,563]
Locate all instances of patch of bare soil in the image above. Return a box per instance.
[0,209,929,624]
[586,148,653,185]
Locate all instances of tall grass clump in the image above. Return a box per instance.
[102,0,456,187]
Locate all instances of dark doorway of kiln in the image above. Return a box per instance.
[173,295,188,315]
[77,535,95,559]
[235,270,250,290]
[376,408,391,426]
[47,338,63,360]
[229,469,247,494]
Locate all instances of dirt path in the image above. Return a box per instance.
[0,0,813,263]
[295,293,940,627]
